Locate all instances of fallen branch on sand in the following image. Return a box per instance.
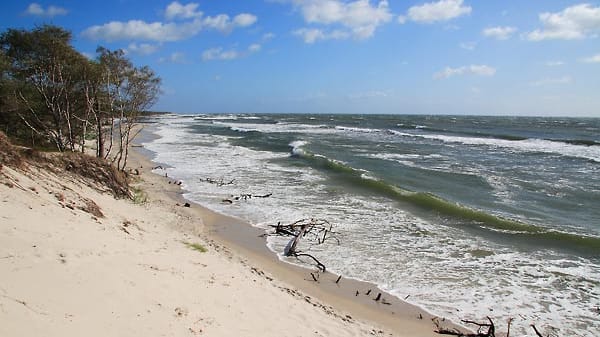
[265,219,340,272]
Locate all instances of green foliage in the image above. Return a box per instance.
[0,24,161,169]
[183,241,208,253]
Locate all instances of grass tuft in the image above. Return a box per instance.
[183,241,208,253]
[131,186,147,204]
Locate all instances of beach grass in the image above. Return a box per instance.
[183,241,208,253]
[131,186,147,204]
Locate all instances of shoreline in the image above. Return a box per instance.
[132,124,464,336]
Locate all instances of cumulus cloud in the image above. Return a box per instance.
[82,20,203,42]
[482,26,517,40]
[290,0,392,41]
[25,3,68,17]
[248,43,262,53]
[293,28,349,43]
[125,43,160,55]
[526,4,600,41]
[581,53,600,63]
[233,13,258,27]
[82,2,257,42]
[434,64,496,79]
[165,1,202,20]
[202,47,239,61]
[202,44,262,61]
[202,13,258,33]
[403,0,471,24]
[529,76,572,86]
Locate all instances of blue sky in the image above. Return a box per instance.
[1,1,599,116]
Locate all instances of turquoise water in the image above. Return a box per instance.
[144,114,600,336]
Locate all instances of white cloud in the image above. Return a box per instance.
[290,0,392,41]
[25,3,68,17]
[165,1,202,20]
[200,13,258,33]
[545,60,564,66]
[233,13,258,27]
[82,20,203,42]
[126,43,160,55]
[459,41,476,50]
[530,76,572,86]
[482,26,517,40]
[581,53,600,63]
[82,2,257,42]
[293,28,349,43]
[526,4,600,41]
[434,64,496,79]
[202,43,261,61]
[248,44,262,53]
[405,0,471,24]
[202,47,239,61]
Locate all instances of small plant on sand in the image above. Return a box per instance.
[131,186,147,204]
[183,241,208,253]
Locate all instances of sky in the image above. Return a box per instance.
[1,0,599,117]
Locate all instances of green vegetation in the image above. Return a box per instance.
[183,241,208,253]
[131,186,148,204]
[0,25,161,172]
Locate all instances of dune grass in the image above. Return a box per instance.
[183,241,208,253]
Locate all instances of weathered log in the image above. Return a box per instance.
[284,225,307,256]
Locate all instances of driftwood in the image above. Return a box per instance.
[531,325,546,337]
[433,316,495,337]
[202,177,235,187]
[222,193,273,204]
[266,219,340,272]
[434,317,551,337]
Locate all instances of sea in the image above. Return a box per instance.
[142,114,600,336]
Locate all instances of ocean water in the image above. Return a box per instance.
[142,114,600,336]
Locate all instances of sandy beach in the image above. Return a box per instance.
[0,132,459,337]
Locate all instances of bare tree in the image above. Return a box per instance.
[96,48,160,170]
